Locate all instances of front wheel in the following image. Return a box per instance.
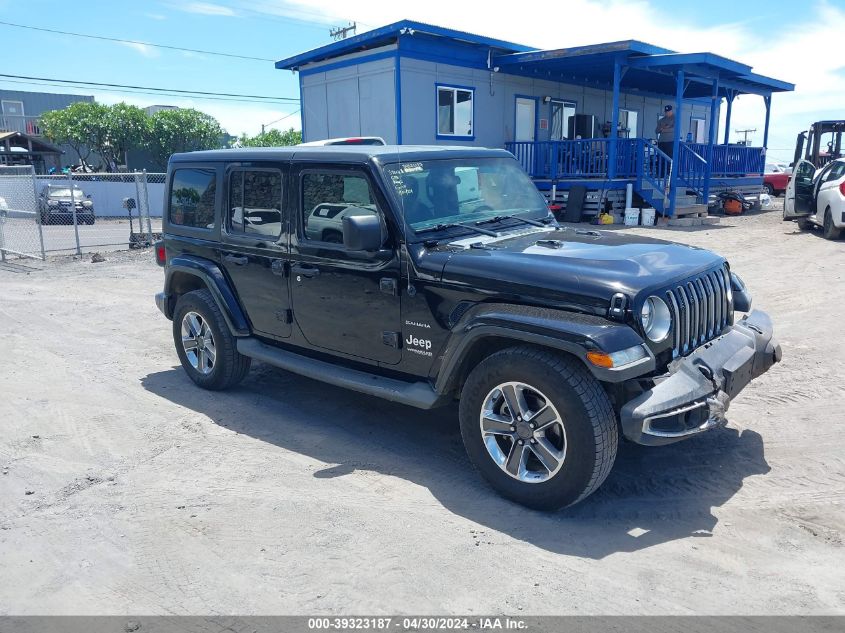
[763,183,774,196]
[172,289,251,390]
[459,346,617,510]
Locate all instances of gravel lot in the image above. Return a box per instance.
[1,202,844,615]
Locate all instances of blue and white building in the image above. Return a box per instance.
[276,20,794,217]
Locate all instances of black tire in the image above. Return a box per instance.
[458,345,617,510]
[172,289,251,390]
[323,230,343,244]
[796,217,813,231]
[823,208,841,240]
[763,183,774,196]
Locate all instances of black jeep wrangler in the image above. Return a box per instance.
[154,146,781,510]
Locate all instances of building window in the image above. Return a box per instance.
[619,109,639,138]
[550,100,575,140]
[228,169,283,238]
[437,85,474,138]
[169,168,217,229]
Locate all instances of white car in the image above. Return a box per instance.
[298,136,386,147]
[784,158,845,240]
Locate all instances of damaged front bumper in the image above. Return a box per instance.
[620,310,782,446]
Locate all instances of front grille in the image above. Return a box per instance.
[664,265,732,357]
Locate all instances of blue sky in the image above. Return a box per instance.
[0,0,841,160]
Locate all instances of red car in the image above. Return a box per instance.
[763,162,791,196]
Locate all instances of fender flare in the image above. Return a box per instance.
[433,303,654,394]
[163,255,250,337]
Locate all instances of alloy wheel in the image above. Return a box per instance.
[181,311,216,375]
[479,382,567,483]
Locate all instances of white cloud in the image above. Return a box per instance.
[121,42,159,58]
[177,2,238,16]
[145,12,167,20]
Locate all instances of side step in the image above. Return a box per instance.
[237,338,447,410]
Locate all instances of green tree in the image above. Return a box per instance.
[101,103,147,170]
[146,108,224,169]
[40,101,109,169]
[238,127,301,147]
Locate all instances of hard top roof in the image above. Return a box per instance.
[169,145,514,165]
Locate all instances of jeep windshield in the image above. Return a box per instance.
[381,157,549,237]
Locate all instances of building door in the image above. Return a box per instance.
[691,118,707,143]
[619,109,638,138]
[550,100,576,140]
[515,97,537,174]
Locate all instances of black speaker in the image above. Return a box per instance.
[568,114,599,139]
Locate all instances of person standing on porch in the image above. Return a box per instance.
[656,105,675,157]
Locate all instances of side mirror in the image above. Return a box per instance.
[342,214,383,251]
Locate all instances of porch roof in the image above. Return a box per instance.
[493,42,794,98]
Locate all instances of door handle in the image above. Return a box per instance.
[291,264,320,278]
[223,254,249,266]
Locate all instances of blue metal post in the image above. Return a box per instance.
[608,59,621,180]
[762,95,771,149]
[703,76,719,206]
[668,69,684,218]
[723,92,734,145]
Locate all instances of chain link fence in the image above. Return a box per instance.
[0,168,166,259]
[0,166,45,261]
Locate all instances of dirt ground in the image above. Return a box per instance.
[1,201,844,615]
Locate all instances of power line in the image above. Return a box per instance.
[0,78,294,105]
[0,73,298,103]
[0,20,277,62]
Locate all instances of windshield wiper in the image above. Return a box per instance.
[474,214,550,228]
[414,222,499,237]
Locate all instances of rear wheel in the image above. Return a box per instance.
[823,207,841,240]
[763,183,774,196]
[458,346,617,510]
[172,289,251,390]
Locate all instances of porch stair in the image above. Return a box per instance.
[637,180,668,215]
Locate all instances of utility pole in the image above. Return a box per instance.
[734,128,756,146]
[330,22,356,41]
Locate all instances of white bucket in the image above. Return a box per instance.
[641,208,656,226]
[624,208,640,226]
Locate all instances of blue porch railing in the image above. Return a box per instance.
[506,138,640,180]
[686,143,765,177]
[676,144,707,196]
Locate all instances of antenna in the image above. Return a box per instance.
[330,22,356,41]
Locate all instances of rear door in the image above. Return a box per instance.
[219,163,292,339]
[784,159,816,219]
[288,164,402,365]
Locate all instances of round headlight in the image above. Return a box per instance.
[641,296,671,342]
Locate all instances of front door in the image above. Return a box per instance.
[784,159,815,219]
[220,164,292,339]
[515,97,537,174]
[289,165,401,365]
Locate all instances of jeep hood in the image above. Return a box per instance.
[433,226,724,306]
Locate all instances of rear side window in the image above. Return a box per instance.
[169,168,217,229]
[229,169,283,238]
